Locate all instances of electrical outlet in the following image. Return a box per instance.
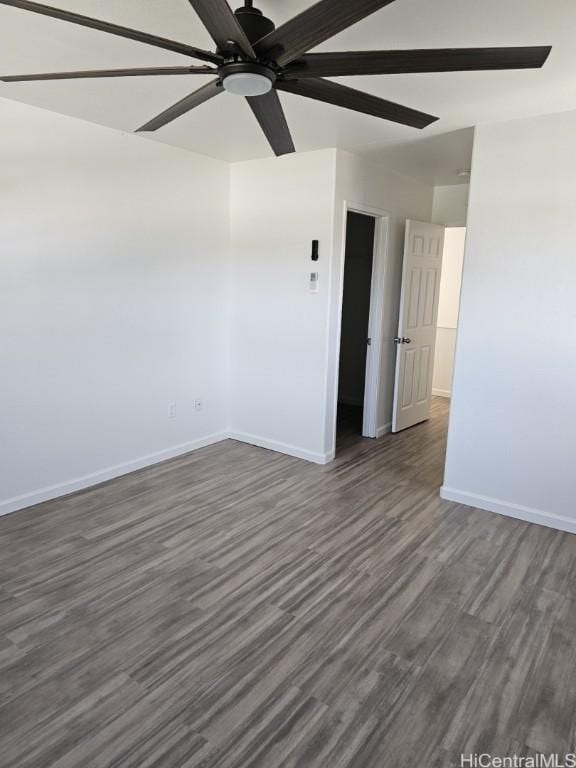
[168,402,177,419]
[194,398,203,412]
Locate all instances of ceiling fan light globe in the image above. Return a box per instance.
[223,72,273,96]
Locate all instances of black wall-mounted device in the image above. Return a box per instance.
[311,240,319,261]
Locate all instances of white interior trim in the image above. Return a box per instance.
[228,431,333,465]
[0,431,229,517]
[330,201,391,452]
[376,422,392,438]
[362,209,390,439]
[0,426,338,517]
[440,486,576,535]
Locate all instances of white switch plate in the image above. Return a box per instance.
[194,399,203,412]
[168,402,176,419]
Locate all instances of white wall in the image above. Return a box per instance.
[0,99,440,514]
[430,185,469,399]
[0,99,231,513]
[230,148,434,462]
[229,149,338,463]
[432,184,469,227]
[432,227,466,398]
[330,151,434,448]
[443,109,576,533]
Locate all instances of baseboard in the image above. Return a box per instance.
[376,422,392,438]
[440,486,576,535]
[0,431,229,517]
[1,428,334,518]
[228,431,333,465]
[432,388,451,398]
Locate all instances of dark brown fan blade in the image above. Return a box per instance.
[187,0,255,58]
[284,46,553,78]
[246,90,295,156]
[1,66,217,82]
[0,0,221,64]
[137,79,222,132]
[277,78,437,129]
[255,0,397,67]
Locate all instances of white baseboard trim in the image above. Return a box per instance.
[440,486,576,535]
[0,431,229,518]
[1,428,337,518]
[376,422,392,438]
[432,388,451,398]
[228,431,333,465]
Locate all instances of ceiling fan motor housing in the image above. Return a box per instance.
[234,3,275,46]
[220,61,277,94]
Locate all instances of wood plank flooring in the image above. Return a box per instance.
[1,398,576,767]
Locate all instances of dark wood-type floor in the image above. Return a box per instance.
[2,398,576,767]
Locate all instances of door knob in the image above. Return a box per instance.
[394,337,412,344]
[403,337,412,344]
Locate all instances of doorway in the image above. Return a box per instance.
[337,211,376,441]
[431,227,466,400]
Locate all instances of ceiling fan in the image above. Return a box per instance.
[0,0,552,155]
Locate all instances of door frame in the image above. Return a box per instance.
[332,201,390,445]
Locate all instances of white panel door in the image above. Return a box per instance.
[392,220,445,433]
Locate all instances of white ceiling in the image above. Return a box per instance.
[0,0,575,180]
[367,127,475,187]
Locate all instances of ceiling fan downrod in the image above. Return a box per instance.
[234,0,275,47]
